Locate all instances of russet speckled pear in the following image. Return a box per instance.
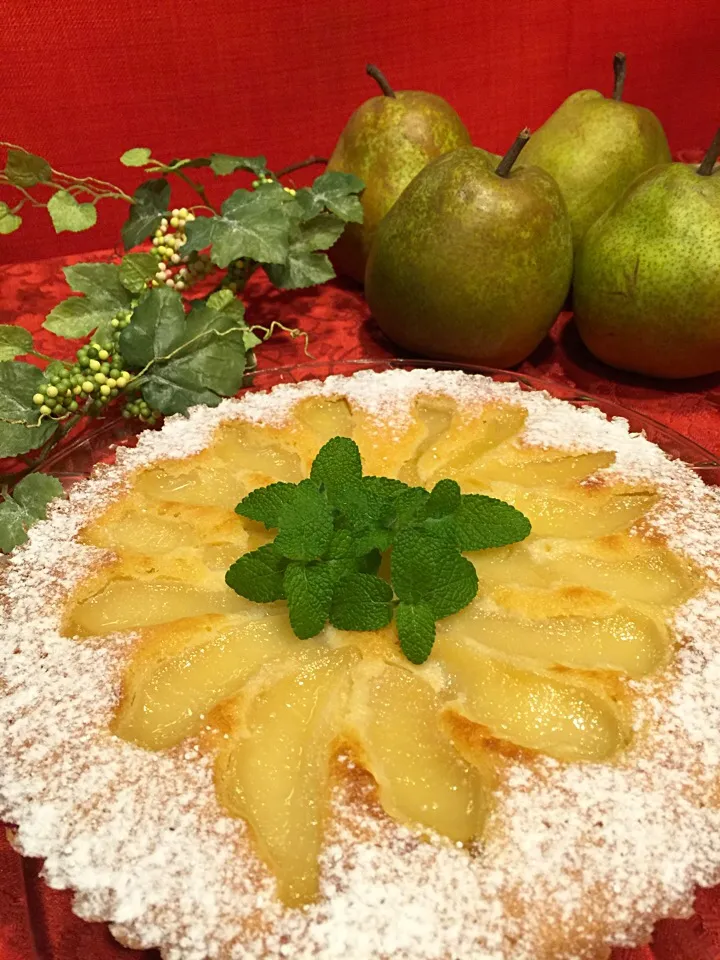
[365,136,574,368]
[522,54,671,249]
[327,64,472,283]
[573,131,720,379]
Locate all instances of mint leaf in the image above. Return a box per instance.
[4,149,50,187]
[283,561,333,639]
[210,154,267,177]
[225,543,287,602]
[362,476,410,501]
[396,601,436,664]
[275,479,333,561]
[329,573,393,631]
[120,252,157,293]
[122,178,170,249]
[391,528,477,620]
[120,147,152,167]
[425,479,461,518]
[393,486,430,528]
[0,473,64,553]
[309,172,364,222]
[0,202,22,234]
[236,481,296,529]
[47,191,97,233]
[310,436,362,501]
[453,494,532,551]
[0,362,58,456]
[0,325,33,361]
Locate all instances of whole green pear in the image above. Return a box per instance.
[522,53,671,248]
[365,132,573,367]
[573,129,720,379]
[327,64,472,283]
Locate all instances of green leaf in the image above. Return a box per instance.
[206,289,235,311]
[64,263,127,303]
[119,288,249,415]
[310,436,362,500]
[210,154,267,177]
[0,202,22,234]
[329,573,393,632]
[122,178,170,249]
[274,479,334,561]
[391,528,477,620]
[225,543,287,602]
[283,561,334,639]
[453,494,532,551]
[183,193,292,268]
[236,481,297,529]
[0,325,33,361]
[4,149,50,187]
[0,362,58,456]
[120,253,158,293]
[295,213,346,251]
[43,263,131,342]
[396,601,436,664]
[0,472,64,552]
[425,479,461,518]
[120,147,152,167]
[47,191,97,233]
[265,251,335,290]
[310,171,364,222]
[44,297,103,339]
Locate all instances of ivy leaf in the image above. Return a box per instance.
[235,481,297,529]
[274,479,334,561]
[4,149,50,187]
[0,474,64,553]
[0,362,58,457]
[118,288,249,414]
[329,573,393,632]
[47,191,97,233]
[396,601,436,665]
[209,154,267,177]
[283,561,334,639]
[0,202,22,234]
[120,147,152,167]
[213,190,291,267]
[0,325,33,361]
[120,253,157,293]
[225,543,288,602]
[182,215,226,256]
[44,263,131,341]
[265,251,334,290]
[122,178,170,249]
[309,171,364,222]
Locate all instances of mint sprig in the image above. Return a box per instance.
[226,436,531,664]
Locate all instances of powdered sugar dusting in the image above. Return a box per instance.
[2,368,720,960]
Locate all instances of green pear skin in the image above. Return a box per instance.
[365,146,574,367]
[327,80,471,283]
[573,161,720,379]
[522,68,671,248]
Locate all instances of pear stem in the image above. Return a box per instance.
[495,129,531,178]
[612,52,626,101]
[366,64,396,98]
[697,128,720,176]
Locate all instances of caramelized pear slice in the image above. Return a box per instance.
[470,543,549,588]
[114,614,299,750]
[470,448,615,487]
[436,635,626,762]
[488,483,658,538]
[67,579,256,636]
[294,397,354,445]
[448,607,669,678]
[215,646,358,906]
[135,463,245,510]
[416,404,528,485]
[350,663,490,841]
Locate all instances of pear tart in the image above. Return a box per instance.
[2,368,720,960]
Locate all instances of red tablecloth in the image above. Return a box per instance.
[2,251,720,960]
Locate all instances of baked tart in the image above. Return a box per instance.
[1,367,719,960]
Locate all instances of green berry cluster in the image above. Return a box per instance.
[150,208,213,291]
[121,395,160,425]
[32,336,131,420]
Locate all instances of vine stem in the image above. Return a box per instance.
[0,177,46,207]
[173,170,219,214]
[275,156,328,178]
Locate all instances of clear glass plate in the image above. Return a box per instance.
[39,358,720,489]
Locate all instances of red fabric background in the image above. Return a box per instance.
[1,250,720,958]
[2,0,720,263]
